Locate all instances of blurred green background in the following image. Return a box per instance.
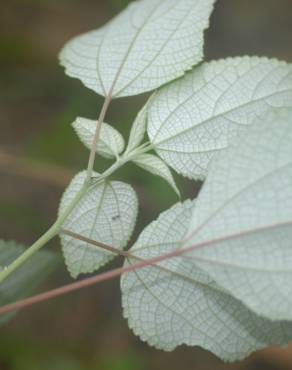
[1,1,292,369]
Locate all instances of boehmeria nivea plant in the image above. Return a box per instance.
[1,0,292,361]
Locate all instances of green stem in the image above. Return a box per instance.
[86,95,112,182]
[0,141,154,284]
[0,181,89,284]
[90,143,153,187]
[0,224,59,283]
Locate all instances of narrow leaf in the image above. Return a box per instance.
[121,201,292,361]
[126,104,148,154]
[0,240,58,325]
[183,108,292,320]
[59,0,215,98]
[147,57,292,179]
[59,171,138,278]
[73,117,125,159]
[133,153,180,196]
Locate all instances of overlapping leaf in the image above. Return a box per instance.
[59,0,215,98]
[59,171,138,278]
[72,117,125,159]
[182,108,292,320]
[147,57,292,179]
[121,201,292,361]
[0,240,58,325]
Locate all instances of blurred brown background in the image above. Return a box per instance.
[1,1,292,369]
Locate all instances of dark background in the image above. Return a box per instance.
[1,1,292,369]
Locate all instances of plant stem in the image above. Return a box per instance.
[0,181,89,284]
[0,129,153,284]
[0,224,59,284]
[62,229,132,258]
[0,91,115,283]
[0,246,182,315]
[86,95,112,182]
[89,143,153,187]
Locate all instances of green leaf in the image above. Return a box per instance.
[72,117,125,159]
[147,57,292,179]
[0,240,59,325]
[121,201,292,361]
[59,0,215,98]
[59,171,138,278]
[183,108,292,320]
[132,153,180,196]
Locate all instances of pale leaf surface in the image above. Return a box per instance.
[73,117,125,159]
[133,153,180,196]
[147,57,292,178]
[121,201,292,361]
[59,171,138,278]
[59,0,215,98]
[183,108,292,320]
[126,103,148,154]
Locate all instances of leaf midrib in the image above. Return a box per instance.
[184,160,292,246]
[153,88,292,146]
[98,0,171,97]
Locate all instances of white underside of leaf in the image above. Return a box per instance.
[132,153,180,196]
[59,0,215,98]
[59,171,138,278]
[72,117,125,159]
[183,108,292,320]
[126,102,149,154]
[147,57,292,179]
[121,201,292,361]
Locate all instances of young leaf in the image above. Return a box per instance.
[132,153,180,197]
[121,201,292,361]
[147,57,292,179]
[59,171,138,278]
[126,104,148,154]
[0,240,59,325]
[182,108,292,320]
[72,117,125,159]
[59,0,215,98]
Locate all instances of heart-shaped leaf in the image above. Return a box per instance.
[59,0,215,98]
